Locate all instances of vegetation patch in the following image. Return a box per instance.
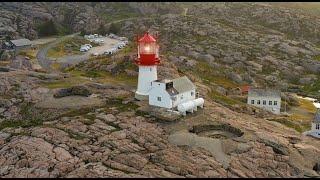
[47,36,97,58]
[0,102,43,130]
[105,98,139,112]
[267,118,310,133]
[302,76,320,97]
[208,89,244,107]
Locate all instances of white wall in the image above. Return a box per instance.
[311,122,320,132]
[247,96,281,114]
[173,90,196,107]
[136,65,157,96]
[149,82,173,108]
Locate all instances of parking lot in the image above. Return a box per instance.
[85,36,123,56]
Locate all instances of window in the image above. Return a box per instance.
[274,101,277,106]
[316,124,320,130]
[157,97,161,101]
[191,91,194,96]
[251,100,255,104]
[257,100,260,105]
[263,100,266,105]
[269,101,272,105]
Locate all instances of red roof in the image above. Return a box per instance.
[138,32,156,43]
[241,85,250,93]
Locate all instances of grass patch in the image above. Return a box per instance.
[105,98,139,112]
[0,118,43,131]
[47,36,97,58]
[18,49,38,61]
[267,118,309,133]
[208,89,243,106]
[0,102,43,130]
[299,98,317,114]
[302,75,320,96]
[194,60,238,89]
[41,81,74,89]
[70,69,137,86]
[59,107,96,119]
[0,61,9,67]
[314,55,320,61]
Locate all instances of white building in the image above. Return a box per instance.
[304,109,320,138]
[149,76,204,115]
[247,88,281,114]
[133,32,204,116]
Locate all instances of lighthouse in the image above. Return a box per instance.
[134,32,160,100]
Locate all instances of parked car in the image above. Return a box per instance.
[80,45,90,52]
[84,44,92,48]
[108,33,116,38]
[117,44,124,49]
[93,52,99,56]
[104,51,112,55]
[119,37,128,41]
[110,47,118,53]
[88,35,95,39]
[80,48,87,52]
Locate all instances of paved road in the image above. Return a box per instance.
[36,33,79,71]
[36,17,152,71]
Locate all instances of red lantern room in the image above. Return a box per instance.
[135,32,160,66]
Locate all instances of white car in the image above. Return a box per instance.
[84,44,92,48]
[104,51,112,55]
[93,39,104,44]
[117,44,124,49]
[80,45,90,52]
[110,47,118,53]
[93,52,99,56]
[88,35,95,39]
[108,33,116,38]
[80,48,88,52]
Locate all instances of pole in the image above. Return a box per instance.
[285,85,287,113]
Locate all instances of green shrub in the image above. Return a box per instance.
[37,20,58,37]
[108,23,121,34]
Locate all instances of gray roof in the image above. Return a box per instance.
[248,88,281,98]
[10,39,32,47]
[172,76,195,94]
[314,109,320,123]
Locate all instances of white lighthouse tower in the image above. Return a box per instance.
[134,32,160,100]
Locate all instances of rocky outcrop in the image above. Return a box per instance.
[54,86,92,98]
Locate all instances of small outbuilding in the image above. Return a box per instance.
[247,88,281,114]
[6,38,32,54]
[304,109,320,138]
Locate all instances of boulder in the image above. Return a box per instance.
[0,67,10,72]
[228,72,243,84]
[54,86,92,98]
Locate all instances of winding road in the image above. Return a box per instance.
[36,33,79,71]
